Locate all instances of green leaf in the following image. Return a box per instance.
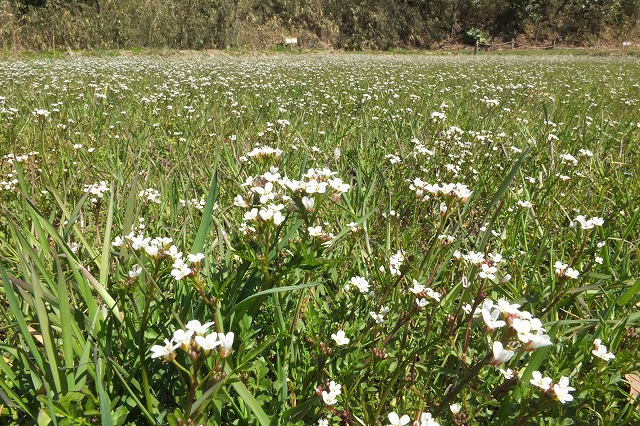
[191,165,218,256]
[189,379,225,417]
[0,263,46,380]
[616,278,640,306]
[229,281,322,316]
[278,396,320,425]
[224,364,271,426]
[234,335,279,372]
[93,348,114,426]
[99,185,115,287]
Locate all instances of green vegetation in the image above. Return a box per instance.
[2,0,640,51]
[1,54,639,425]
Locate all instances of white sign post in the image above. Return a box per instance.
[285,37,298,49]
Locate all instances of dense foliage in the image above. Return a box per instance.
[1,54,639,425]
[1,0,640,51]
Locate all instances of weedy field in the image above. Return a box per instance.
[0,54,639,425]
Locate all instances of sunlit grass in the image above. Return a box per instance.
[1,54,639,425]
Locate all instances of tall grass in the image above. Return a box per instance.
[0,54,639,425]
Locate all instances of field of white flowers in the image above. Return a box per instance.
[1,54,639,425]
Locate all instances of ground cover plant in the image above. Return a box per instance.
[0,54,639,425]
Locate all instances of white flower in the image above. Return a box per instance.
[348,276,370,293]
[463,251,484,265]
[234,194,248,208]
[524,331,552,351]
[144,244,159,257]
[243,208,259,221]
[331,329,350,346]
[564,267,579,279]
[370,312,385,324]
[449,403,461,415]
[301,196,315,211]
[517,200,533,208]
[318,418,329,426]
[491,341,514,365]
[389,250,405,276]
[150,338,178,360]
[530,371,553,391]
[425,288,441,302]
[195,333,221,352]
[112,236,125,247]
[479,263,497,280]
[173,329,194,349]
[511,318,533,343]
[273,210,286,225]
[305,179,328,194]
[329,178,350,193]
[495,299,521,315]
[218,332,234,357]
[128,264,142,278]
[308,226,324,237]
[499,368,515,380]
[321,381,341,406]
[188,252,205,263]
[130,234,151,250]
[186,320,215,336]
[482,301,506,331]
[322,391,338,405]
[328,380,341,395]
[418,412,439,426]
[430,111,446,122]
[410,280,425,294]
[165,245,182,260]
[171,261,192,280]
[387,412,410,426]
[553,376,575,403]
[592,339,615,361]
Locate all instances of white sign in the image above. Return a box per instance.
[285,37,298,45]
[623,41,633,46]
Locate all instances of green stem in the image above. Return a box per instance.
[435,352,491,416]
[172,359,194,380]
[139,284,155,416]
[185,359,201,420]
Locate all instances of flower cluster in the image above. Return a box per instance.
[457,251,505,281]
[388,250,405,276]
[150,319,234,360]
[409,180,472,203]
[139,188,161,204]
[83,181,110,203]
[559,153,578,166]
[179,197,207,210]
[554,261,579,279]
[409,279,441,308]
[234,156,350,236]
[112,233,204,281]
[386,411,439,426]
[0,174,18,191]
[2,151,39,164]
[571,215,604,230]
[245,145,283,160]
[481,299,552,361]
[530,371,575,403]
[346,276,370,294]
